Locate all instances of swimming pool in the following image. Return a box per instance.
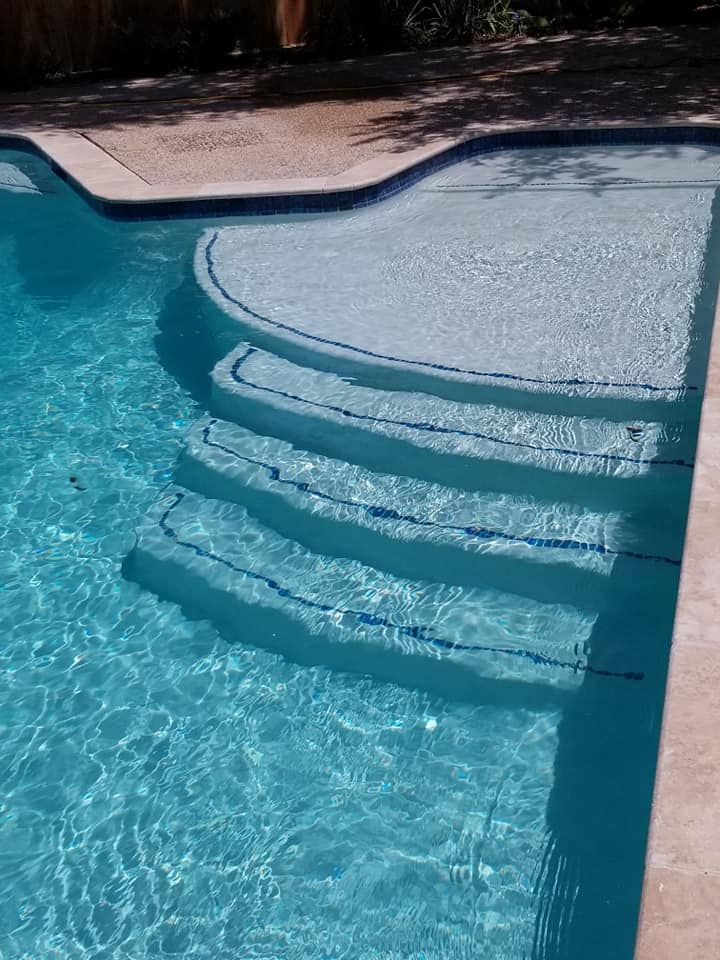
[2,138,718,959]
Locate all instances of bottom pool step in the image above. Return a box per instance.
[124,487,644,695]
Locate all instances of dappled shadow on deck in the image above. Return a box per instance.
[3,27,720,185]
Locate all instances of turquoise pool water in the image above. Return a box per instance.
[1,143,717,960]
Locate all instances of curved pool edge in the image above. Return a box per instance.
[4,122,720,220]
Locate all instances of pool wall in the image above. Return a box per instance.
[3,121,719,958]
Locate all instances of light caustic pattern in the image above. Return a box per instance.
[1,143,715,960]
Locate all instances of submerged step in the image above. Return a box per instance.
[178,418,683,596]
[0,161,41,195]
[210,344,694,507]
[125,486,643,694]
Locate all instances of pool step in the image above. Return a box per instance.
[0,160,41,195]
[123,486,638,695]
[210,344,694,511]
[177,417,682,604]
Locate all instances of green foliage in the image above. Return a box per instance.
[308,0,529,52]
[308,0,419,54]
[420,0,526,43]
[307,0,720,52]
[109,5,243,74]
[515,0,719,30]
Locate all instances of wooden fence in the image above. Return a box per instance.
[0,0,310,84]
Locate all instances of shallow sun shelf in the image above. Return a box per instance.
[197,145,715,401]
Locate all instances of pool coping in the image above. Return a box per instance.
[632,295,720,959]
[3,120,719,955]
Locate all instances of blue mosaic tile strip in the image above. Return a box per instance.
[201,419,681,566]
[204,230,697,397]
[159,488,644,682]
[4,125,720,221]
[228,347,694,470]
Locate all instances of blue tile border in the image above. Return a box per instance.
[203,230,699,397]
[159,488,644,682]
[4,125,720,221]
[200,418,681,566]
[228,347,694,470]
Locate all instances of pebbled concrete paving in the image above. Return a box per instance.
[2,26,720,184]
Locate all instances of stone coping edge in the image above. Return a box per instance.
[633,297,720,960]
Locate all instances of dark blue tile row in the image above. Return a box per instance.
[4,126,720,222]
[159,488,644,681]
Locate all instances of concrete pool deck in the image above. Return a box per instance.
[3,25,720,188]
[3,24,720,958]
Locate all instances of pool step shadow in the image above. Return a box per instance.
[154,264,229,406]
[530,585,676,960]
